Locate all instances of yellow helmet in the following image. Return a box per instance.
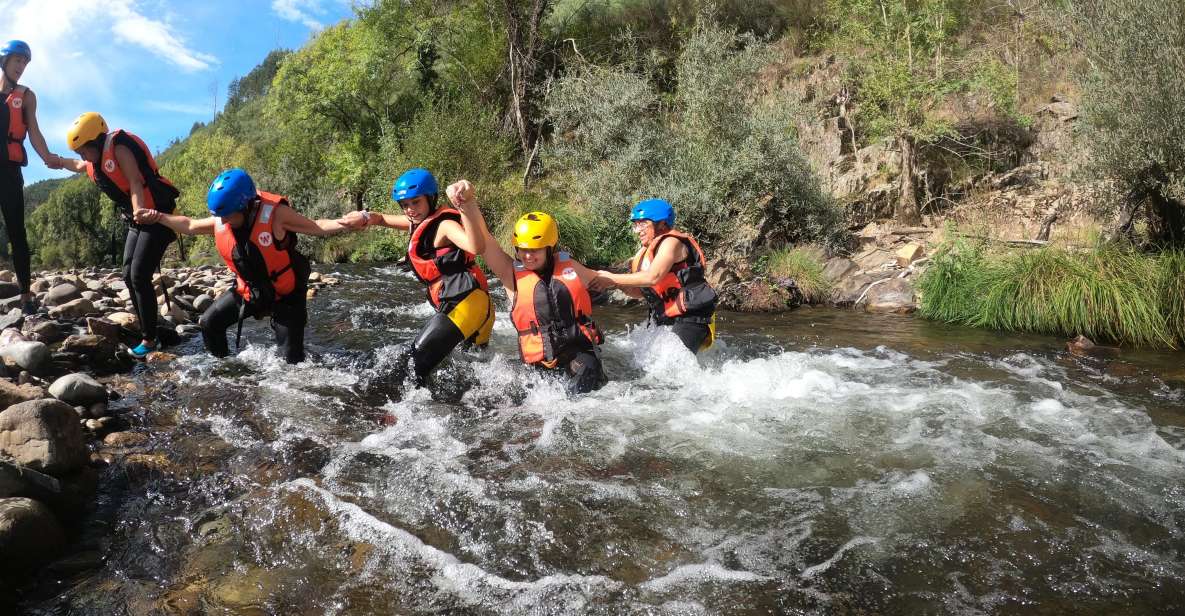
[512,211,559,249]
[66,112,108,151]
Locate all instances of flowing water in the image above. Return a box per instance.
[22,264,1185,615]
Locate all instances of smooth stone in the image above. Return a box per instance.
[0,497,66,574]
[48,298,97,320]
[0,399,88,476]
[44,284,82,307]
[48,373,108,406]
[0,340,52,375]
[0,281,19,300]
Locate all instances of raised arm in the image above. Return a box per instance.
[444,180,514,283]
[134,209,217,235]
[597,239,686,288]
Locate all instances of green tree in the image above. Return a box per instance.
[27,178,120,268]
[1072,0,1185,247]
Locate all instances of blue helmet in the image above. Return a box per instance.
[207,169,257,217]
[630,198,675,228]
[0,40,31,64]
[391,168,438,203]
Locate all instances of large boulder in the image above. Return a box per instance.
[43,284,82,307]
[27,320,69,345]
[0,380,45,408]
[822,257,859,283]
[862,278,917,314]
[0,340,52,375]
[0,399,88,476]
[86,317,124,344]
[0,497,66,575]
[48,373,108,406]
[0,308,23,333]
[48,298,96,320]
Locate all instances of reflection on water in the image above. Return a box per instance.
[23,264,1185,615]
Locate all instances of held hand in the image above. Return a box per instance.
[133,209,160,225]
[588,272,616,292]
[337,210,369,230]
[445,180,476,209]
[45,154,62,170]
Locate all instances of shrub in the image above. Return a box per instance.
[764,247,831,303]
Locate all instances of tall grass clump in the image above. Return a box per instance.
[764,247,831,303]
[919,241,1180,348]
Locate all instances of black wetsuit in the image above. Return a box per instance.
[198,252,311,364]
[0,163,29,292]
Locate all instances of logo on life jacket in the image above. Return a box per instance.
[561,267,577,280]
[11,97,21,109]
[103,159,116,173]
[256,231,273,247]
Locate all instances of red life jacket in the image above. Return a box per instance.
[214,192,297,301]
[3,86,27,166]
[629,230,716,323]
[511,253,603,366]
[406,207,488,309]
[85,129,178,215]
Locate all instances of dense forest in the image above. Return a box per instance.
[6,0,1183,278]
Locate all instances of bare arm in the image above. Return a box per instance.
[135,209,217,235]
[277,206,353,238]
[444,180,511,282]
[366,212,411,230]
[113,144,149,214]
[20,90,60,167]
[600,239,686,287]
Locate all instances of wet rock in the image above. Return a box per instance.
[830,272,892,306]
[61,334,119,358]
[44,550,105,577]
[84,418,103,432]
[1067,335,1120,359]
[87,402,109,419]
[0,340,52,375]
[123,453,175,480]
[103,431,148,448]
[48,373,108,406]
[0,308,23,332]
[146,351,179,364]
[306,287,318,300]
[28,320,69,344]
[0,282,19,300]
[0,379,45,408]
[862,278,917,314]
[0,399,88,476]
[0,497,66,574]
[193,294,214,313]
[86,317,124,343]
[720,279,798,312]
[308,271,322,283]
[44,283,82,307]
[49,297,97,320]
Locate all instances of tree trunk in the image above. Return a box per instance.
[500,0,551,160]
[896,134,922,225]
[1149,188,1185,248]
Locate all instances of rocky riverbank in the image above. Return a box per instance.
[0,266,340,608]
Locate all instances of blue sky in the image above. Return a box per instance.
[2,0,356,185]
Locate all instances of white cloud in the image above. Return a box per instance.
[272,0,341,30]
[107,1,217,72]
[144,100,216,116]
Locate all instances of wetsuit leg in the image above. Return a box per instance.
[564,349,606,396]
[198,289,241,358]
[0,165,31,292]
[271,258,310,364]
[448,288,495,347]
[410,312,466,382]
[124,223,176,342]
[670,320,711,354]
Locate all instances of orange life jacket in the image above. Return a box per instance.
[511,253,603,366]
[630,230,716,323]
[214,192,297,302]
[407,207,488,310]
[2,86,27,166]
[85,129,178,216]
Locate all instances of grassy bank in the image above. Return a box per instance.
[917,239,1185,348]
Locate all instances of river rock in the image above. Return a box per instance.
[28,320,69,344]
[103,431,148,448]
[108,311,140,332]
[108,280,127,292]
[192,294,214,313]
[0,340,52,374]
[86,317,124,343]
[48,373,108,406]
[0,327,27,346]
[0,380,46,408]
[29,279,51,294]
[0,308,24,332]
[862,278,917,314]
[49,298,96,320]
[1067,335,1120,359]
[80,290,101,302]
[0,497,65,574]
[160,303,189,324]
[0,281,19,300]
[0,399,88,476]
[822,257,859,282]
[0,270,14,283]
[44,283,82,307]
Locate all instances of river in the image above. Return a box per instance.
[20,264,1185,614]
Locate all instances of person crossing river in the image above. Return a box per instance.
[340,168,493,385]
[594,198,718,353]
[58,112,181,359]
[135,169,356,364]
[0,40,68,313]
